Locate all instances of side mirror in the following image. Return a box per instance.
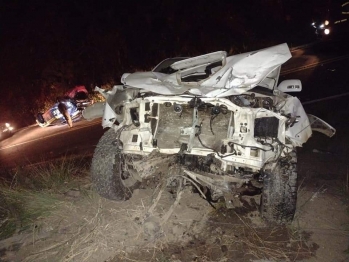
[277,79,302,92]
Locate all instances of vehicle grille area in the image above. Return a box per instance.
[155,103,231,151]
[254,117,279,138]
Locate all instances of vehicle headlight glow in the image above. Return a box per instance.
[5,123,10,127]
[324,28,330,35]
[320,24,325,28]
[9,126,14,131]
[324,20,329,25]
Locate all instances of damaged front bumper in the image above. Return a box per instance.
[86,87,335,172]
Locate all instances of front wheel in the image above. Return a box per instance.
[91,128,141,201]
[260,149,298,224]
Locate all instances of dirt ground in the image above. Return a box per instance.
[0,132,348,262]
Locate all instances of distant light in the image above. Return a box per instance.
[320,24,325,28]
[5,123,10,127]
[324,29,330,35]
[325,20,330,25]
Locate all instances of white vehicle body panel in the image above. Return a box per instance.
[89,43,337,223]
[123,43,291,97]
[84,43,335,158]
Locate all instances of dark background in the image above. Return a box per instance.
[0,0,331,125]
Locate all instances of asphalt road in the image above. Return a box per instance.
[0,40,348,169]
[0,118,105,168]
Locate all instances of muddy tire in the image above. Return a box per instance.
[260,150,297,224]
[91,128,140,201]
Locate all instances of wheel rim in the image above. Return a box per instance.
[118,155,140,187]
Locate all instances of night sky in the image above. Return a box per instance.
[0,0,325,125]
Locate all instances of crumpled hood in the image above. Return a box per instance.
[123,43,292,97]
[122,71,193,95]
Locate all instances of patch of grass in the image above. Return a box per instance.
[0,189,59,240]
[9,157,91,193]
[0,156,91,240]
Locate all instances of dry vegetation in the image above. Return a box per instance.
[0,149,348,262]
[0,157,91,241]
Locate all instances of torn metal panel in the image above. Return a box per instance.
[283,96,312,147]
[82,101,105,121]
[170,51,226,70]
[125,71,192,95]
[307,114,336,137]
[123,43,291,97]
[201,43,291,96]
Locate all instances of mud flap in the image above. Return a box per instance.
[307,114,336,137]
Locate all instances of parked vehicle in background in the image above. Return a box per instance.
[0,122,14,141]
[85,43,336,225]
[311,1,349,38]
[36,85,93,128]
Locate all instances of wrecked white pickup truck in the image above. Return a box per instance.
[84,43,335,224]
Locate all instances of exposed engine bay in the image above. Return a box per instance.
[86,43,336,224]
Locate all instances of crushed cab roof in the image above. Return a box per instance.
[123,43,292,97]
